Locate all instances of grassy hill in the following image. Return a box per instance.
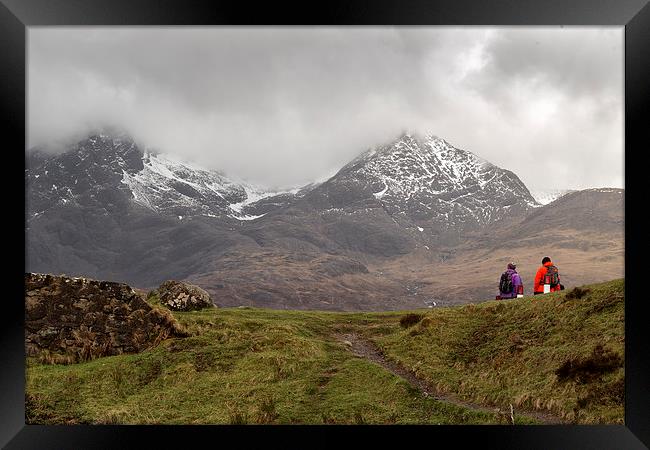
[25,279,624,425]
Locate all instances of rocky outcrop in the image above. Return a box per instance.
[157,280,214,311]
[25,273,187,364]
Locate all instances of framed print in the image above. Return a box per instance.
[2,0,649,448]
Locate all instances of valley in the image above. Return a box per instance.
[25,132,624,310]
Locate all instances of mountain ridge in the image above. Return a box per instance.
[25,131,624,310]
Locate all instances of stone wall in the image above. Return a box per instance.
[25,273,187,364]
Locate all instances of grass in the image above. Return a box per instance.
[25,279,624,424]
[373,279,624,424]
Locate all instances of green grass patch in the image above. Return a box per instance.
[26,279,623,424]
[374,279,624,423]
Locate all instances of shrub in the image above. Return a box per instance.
[576,377,624,409]
[555,344,623,384]
[400,314,424,328]
[565,287,591,300]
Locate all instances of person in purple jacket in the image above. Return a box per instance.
[497,262,524,299]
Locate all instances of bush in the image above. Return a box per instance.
[400,314,424,328]
[565,287,590,300]
[555,344,623,384]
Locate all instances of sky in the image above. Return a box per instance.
[28,27,623,191]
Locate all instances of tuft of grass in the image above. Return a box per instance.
[255,396,280,424]
[36,350,76,366]
[229,411,249,425]
[137,357,163,386]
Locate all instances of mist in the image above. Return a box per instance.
[28,27,623,191]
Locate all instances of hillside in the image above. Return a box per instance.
[371,187,625,305]
[25,279,624,425]
[25,132,623,310]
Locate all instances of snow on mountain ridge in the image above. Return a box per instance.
[28,131,538,230]
[27,133,312,222]
[121,151,294,221]
[529,188,575,206]
[357,134,495,192]
[348,133,535,225]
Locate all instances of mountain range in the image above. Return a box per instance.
[25,132,624,310]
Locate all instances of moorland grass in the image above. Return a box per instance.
[25,280,623,424]
[373,279,624,424]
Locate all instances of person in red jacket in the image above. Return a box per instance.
[534,256,561,295]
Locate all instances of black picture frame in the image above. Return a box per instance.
[2,0,649,448]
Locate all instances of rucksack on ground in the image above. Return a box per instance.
[499,271,513,293]
[543,265,560,287]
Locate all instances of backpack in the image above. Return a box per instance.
[499,271,514,294]
[543,265,560,287]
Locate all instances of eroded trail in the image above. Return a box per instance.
[334,332,565,425]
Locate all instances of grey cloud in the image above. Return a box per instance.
[28,27,623,190]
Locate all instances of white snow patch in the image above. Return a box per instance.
[373,183,389,199]
[529,188,574,206]
[589,188,622,194]
[232,213,266,221]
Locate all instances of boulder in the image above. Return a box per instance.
[157,280,214,311]
[25,273,187,364]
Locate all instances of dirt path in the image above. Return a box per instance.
[334,331,566,425]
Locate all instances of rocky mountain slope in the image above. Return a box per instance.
[305,133,537,229]
[26,133,303,224]
[25,132,624,310]
[380,187,625,304]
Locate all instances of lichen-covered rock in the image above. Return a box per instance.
[25,273,187,364]
[158,280,214,311]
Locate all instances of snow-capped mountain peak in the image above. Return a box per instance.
[318,132,538,232]
[28,131,539,232]
[26,133,299,222]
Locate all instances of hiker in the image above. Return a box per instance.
[534,256,561,295]
[497,262,524,300]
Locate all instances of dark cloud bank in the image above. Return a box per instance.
[28,27,623,191]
